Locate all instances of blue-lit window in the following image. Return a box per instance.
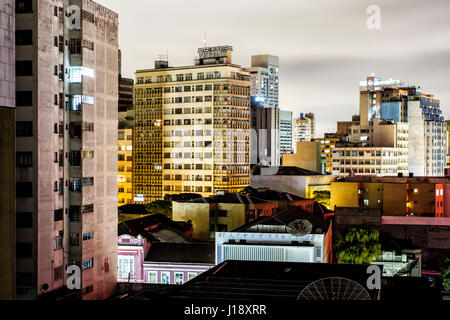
[71,95,94,110]
[69,67,95,83]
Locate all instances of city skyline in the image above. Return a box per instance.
[98,0,450,138]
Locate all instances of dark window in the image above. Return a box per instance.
[69,39,81,54]
[16,273,33,287]
[82,231,93,241]
[15,0,33,13]
[217,224,228,232]
[54,267,63,281]
[217,210,228,217]
[81,204,94,214]
[69,151,81,166]
[16,61,32,76]
[16,121,32,137]
[16,152,32,167]
[16,30,32,45]
[16,242,33,257]
[69,206,81,222]
[16,91,32,106]
[54,209,63,221]
[16,212,32,228]
[16,182,32,197]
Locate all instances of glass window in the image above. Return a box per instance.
[148,271,157,284]
[161,272,170,284]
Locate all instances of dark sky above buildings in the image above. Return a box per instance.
[98,0,450,137]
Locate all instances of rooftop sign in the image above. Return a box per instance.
[198,45,233,59]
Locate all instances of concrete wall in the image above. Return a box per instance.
[330,181,359,209]
[382,183,406,216]
[282,141,321,173]
[0,0,15,300]
[407,101,425,176]
[172,202,211,241]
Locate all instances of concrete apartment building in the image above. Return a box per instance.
[133,46,251,203]
[0,0,15,300]
[15,0,118,299]
[293,112,315,153]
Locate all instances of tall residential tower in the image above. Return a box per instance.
[15,0,118,299]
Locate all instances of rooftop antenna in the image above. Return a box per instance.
[202,31,207,48]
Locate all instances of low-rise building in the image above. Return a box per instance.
[117,214,193,282]
[172,193,279,241]
[251,166,335,199]
[332,147,404,177]
[144,243,215,285]
[331,175,450,217]
[215,206,333,264]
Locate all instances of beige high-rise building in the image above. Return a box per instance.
[15,0,118,300]
[293,112,315,152]
[133,46,251,203]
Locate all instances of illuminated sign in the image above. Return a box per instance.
[198,45,233,59]
[134,194,145,202]
[118,175,125,182]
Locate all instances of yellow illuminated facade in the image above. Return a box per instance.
[133,47,251,203]
[312,137,340,174]
[118,128,133,205]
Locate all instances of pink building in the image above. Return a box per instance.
[118,236,214,284]
[118,214,213,284]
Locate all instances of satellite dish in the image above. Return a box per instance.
[287,219,313,237]
[297,277,371,301]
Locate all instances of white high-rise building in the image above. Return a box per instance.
[248,55,279,109]
[279,110,293,154]
[248,55,280,166]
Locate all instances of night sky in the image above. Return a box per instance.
[98,0,450,137]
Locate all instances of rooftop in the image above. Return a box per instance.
[252,166,322,176]
[232,206,330,234]
[118,214,192,243]
[165,260,379,301]
[145,243,215,264]
[181,193,270,205]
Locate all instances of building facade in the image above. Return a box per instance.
[293,112,315,152]
[330,175,450,217]
[118,61,134,206]
[15,0,118,299]
[279,109,293,154]
[250,101,280,166]
[312,136,340,174]
[133,46,251,203]
[248,55,279,109]
[215,206,333,265]
[248,55,280,167]
[0,0,15,300]
[282,141,322,173]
